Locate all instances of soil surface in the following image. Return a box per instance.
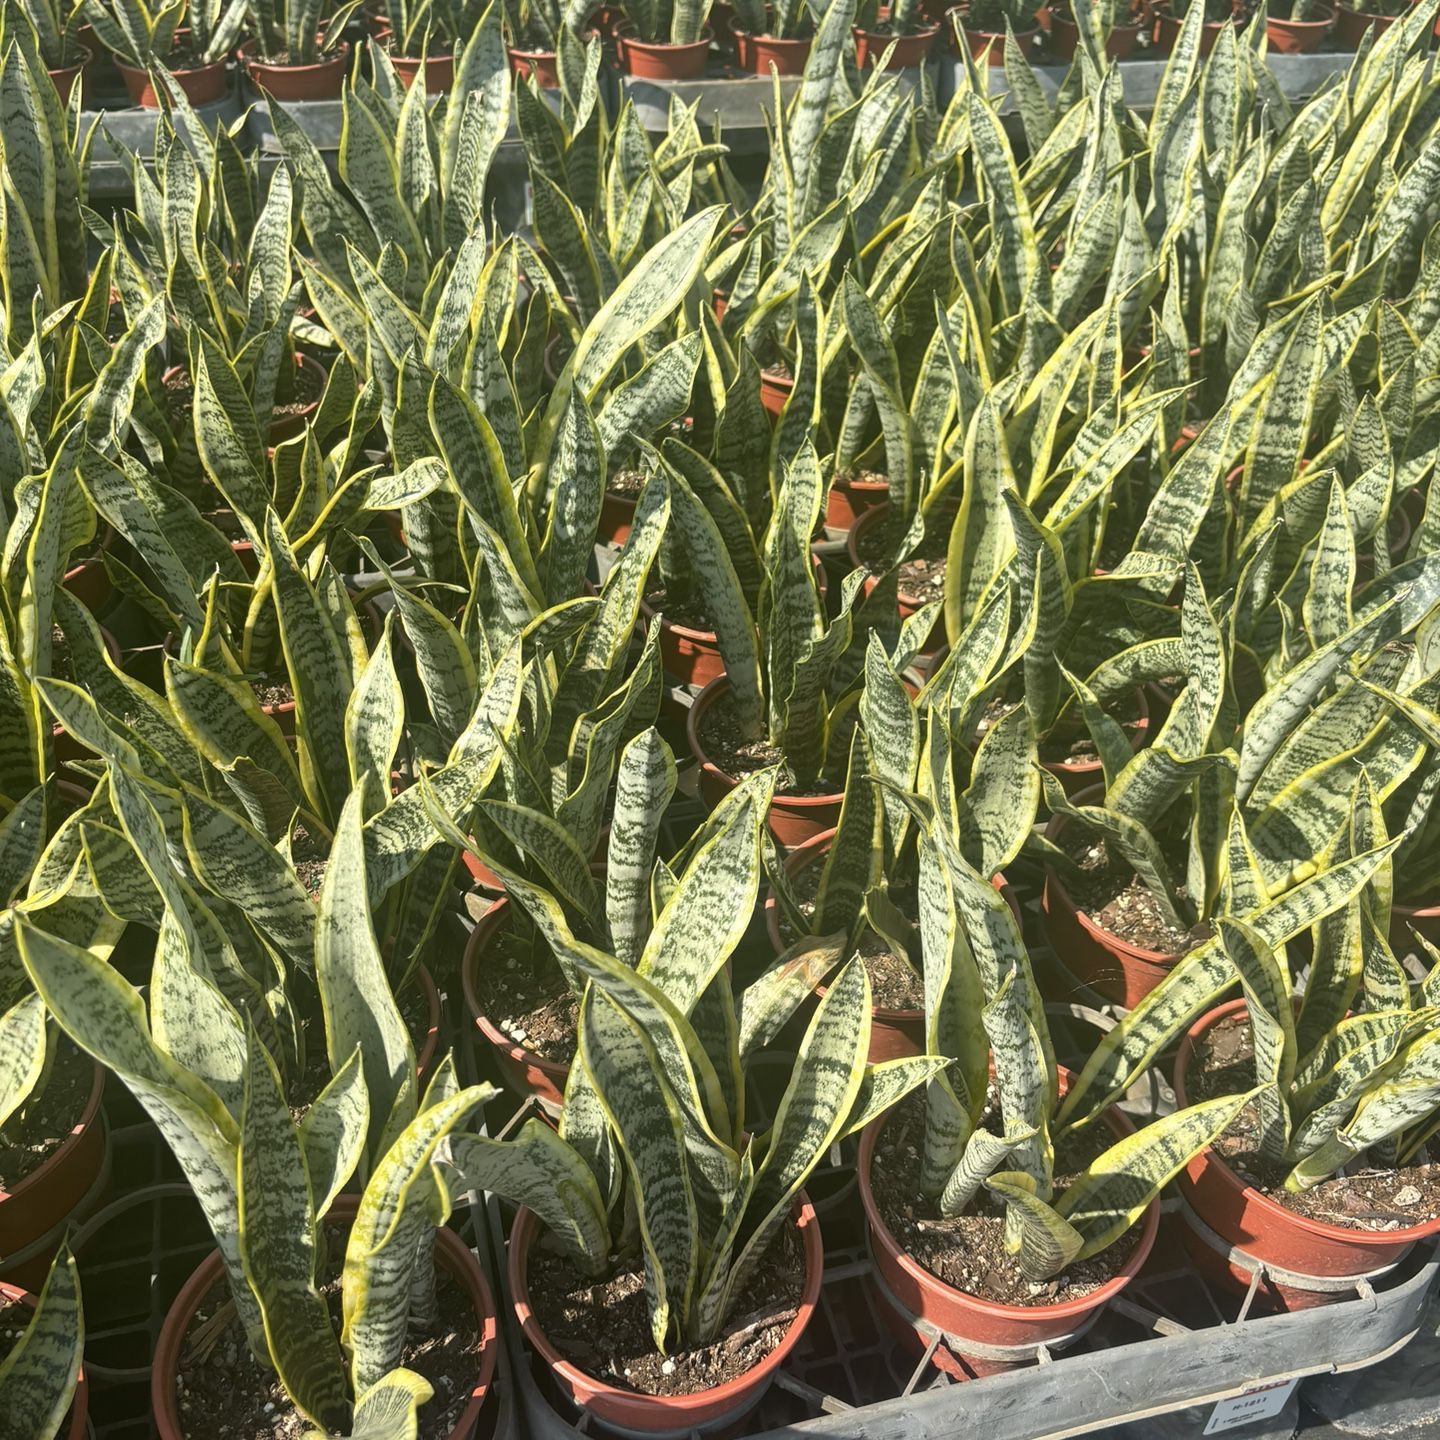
[253,677,294,713]
[1188,1014,1440,1230]
[1037,690,1146,765]
[175,1263,480,1439]
[271,356,324,421]
[606,468,646,498]
[778,861,923,1010]
[870,1091,1142,1306]
[1063,832,1211,958]
[696,686,844,797]
[471,915,578,1064]
[856,508,948,606]
[0,1037,93,1190]
[526,1220,804,1397]
[289,823,327,898]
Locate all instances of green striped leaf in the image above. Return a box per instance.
[962,700,1038,880]
[0,1244,82,1440]
[860,634,920,864]
[342,1069,493,1394]
[606,729,677,969]
[846,1057,954,1143]
[813,729,881,938]
[581,988,698,1350]
[0,992,45,1130]
[237,1027,349,1433]
[345,615,405,819]
[304,1369,432,1440]
[449,1120,610,1275]
[1057,1091,1256,1262]
[940,1124,1039,1219]
[317,789,416,1164]
[738,933,848,1063]
[301,1047,369,1220]
[984,1171,1084,1282]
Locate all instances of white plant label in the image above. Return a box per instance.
[1203,1377,1299,1434]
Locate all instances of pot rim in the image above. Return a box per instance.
[0,1058,105,1206]
[847,500,948,614]
[508,1192,822,1424]
[1266,4,1337,25]
[1042,782,1184,968]
[729,24,816,43]
[461,895,572,1087]
[150,1198,498,1439]
[1040,686,1152,777]
[1174,997,1440,1249]
[47,42,94,75]
[858,1093,1159,1325]
[238,38,351,71]
[686,675,845,814]
[614,21,714,49]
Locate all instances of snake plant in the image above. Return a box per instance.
[451,765,939,1349]
[730,0,810,38]
[3,0,86,67]
[81,0,248,66]
[243,0,363,64]
[0,1246,83,1440]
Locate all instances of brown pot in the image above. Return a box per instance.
[616,24,712,77]
[462,896,570,1110]
[825,470,891,532]
[267,352,329,443]
[1041,688,1151,798]
[152,1196,498,1439]
[62,529,116,615]
[858,1079,1158,1364]
[1047,10,1142,55]
[509,1195,822,1433]
[1154,9,1235,53]
[947,8,1041,62]
[1392,900,1440,954]
[509,44,560,85]
[115,49,228,108]
[847,503,946,656]
[1040,781,1179,1007]
[732,26,814,71]
[1333,1,1400,42]
[390,48,455,92]
[240,40,350,100]
[759,365,793,419]
[0,1280,88,1438]
[854,20,941,66]
[1174,999,1440,1310]
[687,675,844,849]
[0,1061,106,1286]
[1266,7,1335,50]
[48,44,92,103]
[598,487,637,547]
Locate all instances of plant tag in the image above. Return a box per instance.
[1203,1377,1299,1434]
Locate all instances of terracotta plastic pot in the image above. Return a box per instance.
[858,1082,1158,1362]
[731,27,814,72]
[1041,687,1150,798]
[48,44,91,103]
[267,352,329,443]
[1174,999,1440,1310]
[0,1061,106,1280]
[825,470,890,532]
[1334,2,1400,43]
[854,20,940,67]
[1154,10,1235,54]
[847,503,947,656]
[598,488,638,546]
[1047,11,1142,55]
[62,530,116,616]
[115,49,228,108]
[152,1196,498,1440]
[687,675,844,849]
[1392,900,1440,953]
[240,40,350,100]
[947,9,1040,63]
[1266,7,1335,50]
[766,828,1019,1063]
[390,48,455,92]
[616,24,712,78]
[1041,789,1178,1008]
[462,896,570,1110]
[0,1281,88,1439]
[411,964,444,1090]
[759,365,793,419]
[509,1195,822,1434]
[509,44,560,85]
